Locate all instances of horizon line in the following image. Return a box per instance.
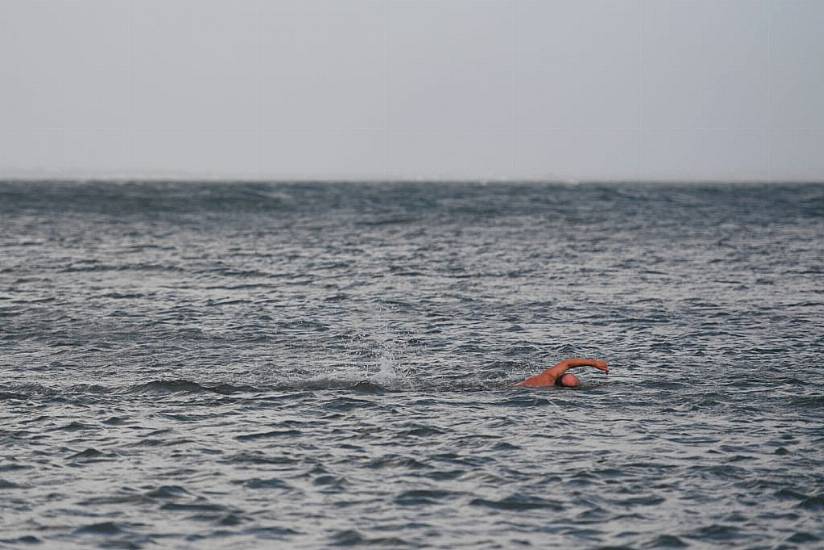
[1,176,823,186]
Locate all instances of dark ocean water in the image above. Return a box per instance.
[1,181,823,548]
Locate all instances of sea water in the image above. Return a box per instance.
[1,181,823,548]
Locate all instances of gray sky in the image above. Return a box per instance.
[1,0,823,181]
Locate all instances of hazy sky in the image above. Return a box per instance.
[1,0,823,181]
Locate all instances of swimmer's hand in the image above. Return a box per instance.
[590,359,608,373]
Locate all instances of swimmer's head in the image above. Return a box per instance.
[558,373,580,388]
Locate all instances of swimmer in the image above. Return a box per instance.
[516,357,608,388]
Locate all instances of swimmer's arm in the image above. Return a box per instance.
[537,358,609,380]
[515,358,608,388]
[557,358,609,373]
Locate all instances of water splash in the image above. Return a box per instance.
[369,346,412,390]
[351,305,416,390]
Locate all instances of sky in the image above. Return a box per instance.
[1,0,823,182]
